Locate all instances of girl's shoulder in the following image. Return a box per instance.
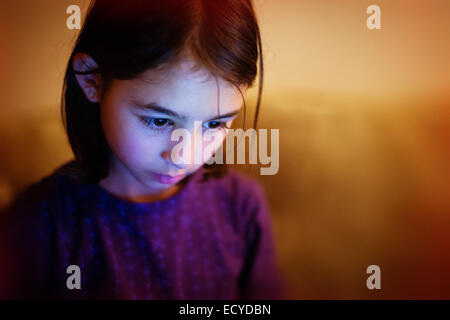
[0,162,81,298]
[3,161,82,218]
[3,163,269,220]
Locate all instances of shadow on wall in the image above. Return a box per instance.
[1,91,450,299]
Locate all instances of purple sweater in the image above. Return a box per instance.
[0,162,284,299]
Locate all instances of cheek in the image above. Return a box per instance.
[110,129,167,167]
[100,106,164,164]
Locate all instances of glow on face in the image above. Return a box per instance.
[99,59,247,193]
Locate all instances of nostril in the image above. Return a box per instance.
[161,150,171,160]
[162,148,190,170]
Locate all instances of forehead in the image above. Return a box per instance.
[124,59,247,117]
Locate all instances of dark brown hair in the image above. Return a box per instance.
[61,0,264,183]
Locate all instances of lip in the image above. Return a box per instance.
[151,172,186,185]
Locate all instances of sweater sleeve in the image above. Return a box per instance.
[0,177,56,299]
[236,176,286,300]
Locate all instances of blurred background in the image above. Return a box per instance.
[0,0,449,299]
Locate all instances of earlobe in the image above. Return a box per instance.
[72,52,102,103]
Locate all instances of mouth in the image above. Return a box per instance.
[150,172,186,185]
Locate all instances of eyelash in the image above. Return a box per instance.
[141,118,174,131]
[140,117,230,131]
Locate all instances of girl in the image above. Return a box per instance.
[0,0,284,299]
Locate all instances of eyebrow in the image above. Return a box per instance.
[136,102,240,122]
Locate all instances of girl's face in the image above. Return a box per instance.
[97,59,247,199]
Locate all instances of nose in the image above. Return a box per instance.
[162,124,205,170]
[161,149,191,171]
[161,137,199,171]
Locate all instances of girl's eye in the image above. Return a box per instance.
[204,120,228,130]
[141,117,174,130]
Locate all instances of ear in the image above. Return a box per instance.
[72,52,103,103]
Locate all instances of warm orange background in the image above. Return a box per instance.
[0,0,449,298]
